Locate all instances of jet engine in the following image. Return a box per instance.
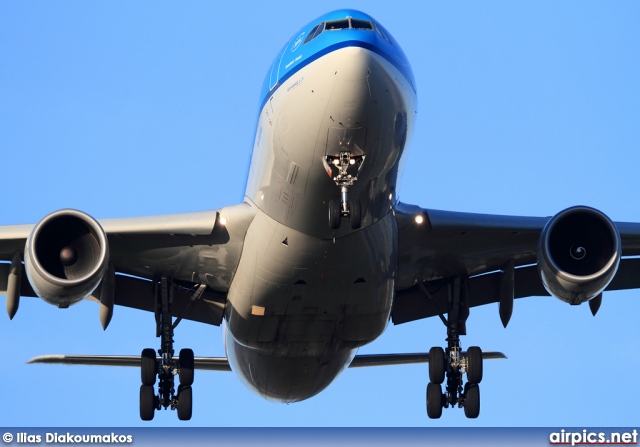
[537,206,620,305]
[24,209,109,307]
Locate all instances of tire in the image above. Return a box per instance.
[466,346,483,384]
[428,347,445,384]
[177,385,193,421]
[179,348,195,386]
[139,385,155,421]
[426,382,443,419]
[464,383,480,419]
[349,199,361,229]
[141,348,156,386]
[329,199,341,229]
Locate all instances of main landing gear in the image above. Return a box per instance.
[426,335,483,419]
[139,277,204,421]
[324,151,364,230]
[419,277,484,419]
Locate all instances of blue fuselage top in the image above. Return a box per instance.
[258,9,416,112]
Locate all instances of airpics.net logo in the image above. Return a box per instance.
[549,429,638,446]
[3,432,133,444]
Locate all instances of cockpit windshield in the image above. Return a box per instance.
[326,19,350,30]
[304,17,381,45]
[350,19,373,30]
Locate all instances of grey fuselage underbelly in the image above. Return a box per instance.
[224,45,415,402]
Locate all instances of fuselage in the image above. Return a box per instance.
[224,9,417,402]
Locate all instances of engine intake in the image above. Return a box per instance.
[24,209,109,307]
[537,206,620,305]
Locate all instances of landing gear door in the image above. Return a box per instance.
[325,127,367,157]
[322,126,367,189]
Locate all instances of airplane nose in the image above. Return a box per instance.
[339,47,371,82]
[330,47,373,126]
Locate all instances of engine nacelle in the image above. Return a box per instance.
[24,209,109,308]
[537,206,620,305]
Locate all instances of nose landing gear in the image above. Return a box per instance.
[324,151,364,230]
[328,196,361,230]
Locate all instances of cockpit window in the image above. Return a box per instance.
[350,18,373,30]
[304,23,323,44]
[304,18,376,45]
[373,23,391,43]
[326,19,350,30]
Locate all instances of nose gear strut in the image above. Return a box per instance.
[323,151,365,229]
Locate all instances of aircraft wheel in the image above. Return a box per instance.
[141,348,156,386]
[428,347,445,384]
[349,199,361,229]
[329,199,341,229]
[466,346,483,384]
[464,383,480,418]
[139,385,156,421]
[426,382,443,419]
[177,385,193,421]
[179,348,194,386]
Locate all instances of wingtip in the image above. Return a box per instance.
[481,351,508,360]
[27,355,64,364]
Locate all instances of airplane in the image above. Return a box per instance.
[1,8,639,422]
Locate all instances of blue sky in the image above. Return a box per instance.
[1,1,639,427]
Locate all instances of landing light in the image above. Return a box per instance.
[219,216,228,226]
[415,215,424,224]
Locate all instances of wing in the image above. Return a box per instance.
[0,202,257,326]
[27,351,507,370]
[392,202,640,325]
